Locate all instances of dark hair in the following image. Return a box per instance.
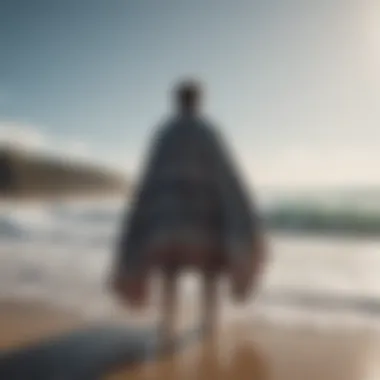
[175,79,202,110]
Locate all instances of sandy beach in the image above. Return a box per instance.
[0,300,378,380]
[0,300,84,351]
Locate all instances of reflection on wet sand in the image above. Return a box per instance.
[109,320,377,380]
[0,301,377,380]
[196,337,268,380]
[108,329,269,380]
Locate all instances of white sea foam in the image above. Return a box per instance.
[1,199,380,331]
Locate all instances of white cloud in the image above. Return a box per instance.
[0,121,95,163]
[61,140,91,160]
[0,122,47,151]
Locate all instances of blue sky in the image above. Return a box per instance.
[1,1,380,190]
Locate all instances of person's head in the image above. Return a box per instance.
[174,79,203,114]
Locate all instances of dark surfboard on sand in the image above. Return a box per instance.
[0,324,201,380]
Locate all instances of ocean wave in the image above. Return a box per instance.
[0,199,125,246]
[1,200,380,330]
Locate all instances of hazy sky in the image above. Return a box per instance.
[1,1,380,190]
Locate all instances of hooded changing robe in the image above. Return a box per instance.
[113,115,265,305]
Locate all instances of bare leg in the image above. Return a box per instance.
[201,270,218,337]
[161,266,178,350]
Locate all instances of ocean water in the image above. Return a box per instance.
[1,198,380,332]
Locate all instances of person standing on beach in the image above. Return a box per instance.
[112,79,266,345]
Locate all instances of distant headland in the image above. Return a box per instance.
[0,145,128,200]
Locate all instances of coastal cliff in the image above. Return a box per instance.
[0,146,127,199]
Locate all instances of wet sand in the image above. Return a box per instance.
[0,300,85,351]
[0,300,378,380]
[108,322,377,380]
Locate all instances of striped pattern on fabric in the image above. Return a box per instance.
[115,114,259,276]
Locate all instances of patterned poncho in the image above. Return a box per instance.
[113,113,264,303]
